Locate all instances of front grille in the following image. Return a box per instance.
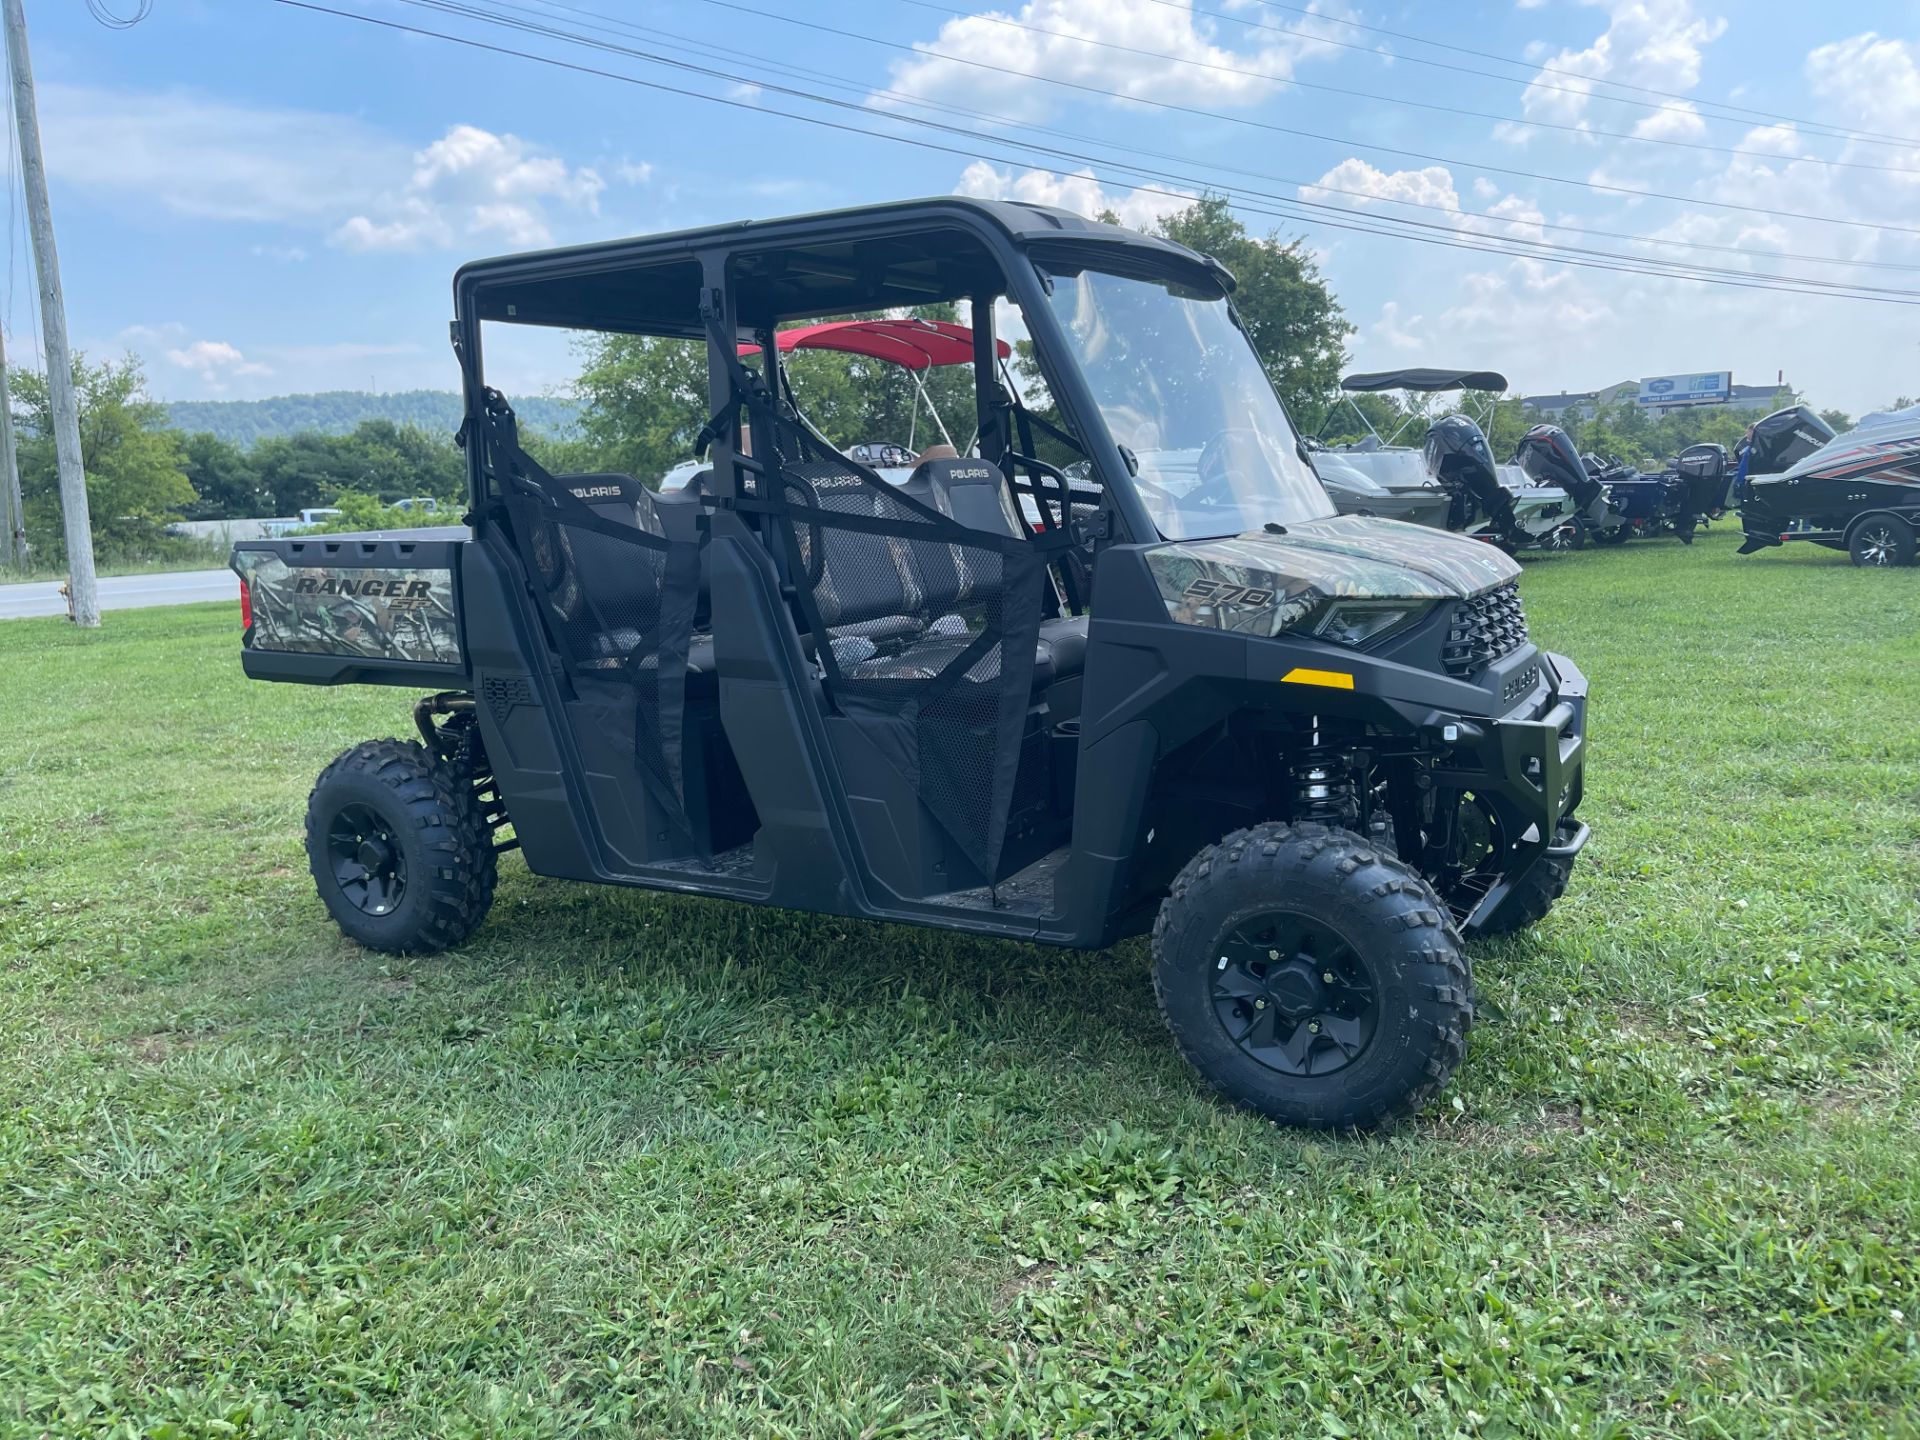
[1443,581,1529,676]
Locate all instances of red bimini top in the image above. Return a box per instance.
[740,317,1010,371]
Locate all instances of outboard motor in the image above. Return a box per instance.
[1747,405,1836,478]
[1514,424,1605,513]
[1675,442,1730,521]
[1424,414,1518,539]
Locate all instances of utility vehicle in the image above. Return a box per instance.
[231,199,1589,1130]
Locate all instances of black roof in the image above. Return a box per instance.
[1342,367,1509,394]
[454,196,1229,334]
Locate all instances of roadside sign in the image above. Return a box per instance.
[1636,371,1732,408]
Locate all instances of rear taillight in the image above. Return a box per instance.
[238,578,253,630]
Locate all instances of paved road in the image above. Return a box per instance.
[0,567,236,620]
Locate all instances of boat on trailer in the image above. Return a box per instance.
[1739,403,1920,566]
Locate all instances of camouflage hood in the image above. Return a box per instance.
[1147,514,1521,637]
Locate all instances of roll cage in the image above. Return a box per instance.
[450,196,1231,547]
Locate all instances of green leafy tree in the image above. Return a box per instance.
[1819,408,1853,433]
[295,492,451,533]
[252,420,464,513]
[180,431,269,519]
[566,335,712,483]
[14,353,194,561]
[1152,196,1352,424]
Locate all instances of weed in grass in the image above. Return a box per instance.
[0,530,1916,1437]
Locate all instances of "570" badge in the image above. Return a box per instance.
[1181,578,1277,607]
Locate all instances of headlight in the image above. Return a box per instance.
[1309,598,1434,647]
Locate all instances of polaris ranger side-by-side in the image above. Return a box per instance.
[231,199,1590,1129]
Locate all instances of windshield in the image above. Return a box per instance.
[1042,265,1335,539]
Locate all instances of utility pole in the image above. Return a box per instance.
[0,320,22,567]
[3,0,95,622]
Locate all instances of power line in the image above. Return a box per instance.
[669,0,1920,240]
[505,0,1920,278]
[879,0,1920,175]
[274,1,1920,307]
[86,0,152,28]
[1233,0,1920,149]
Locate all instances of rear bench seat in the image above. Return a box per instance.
[559,461,1086,699]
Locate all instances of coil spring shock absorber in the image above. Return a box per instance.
[1289,733,1389,841]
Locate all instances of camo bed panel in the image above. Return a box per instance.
[235,551,461,665]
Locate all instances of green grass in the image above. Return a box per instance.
[2,528,1917,1438]
[1,539,233,585]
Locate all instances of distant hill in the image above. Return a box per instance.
[164,390,581,446]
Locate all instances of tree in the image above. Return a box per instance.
[1819,408,1854,433]
[565,311,980,486]
[13,353,193,561]
[1151,196,1352,423]
[565,335,712,484]
[252,420,465,513]
[180,431,269,519]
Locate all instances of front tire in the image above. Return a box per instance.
[1152,823,1473,1131]
[305,739,497,953]
[1849,514,1915,568]
[1473,851,1576,937]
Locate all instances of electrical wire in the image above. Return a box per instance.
[390,0,1920,272]
[877,0,1920,174]
[667,0,1920,238]
[85,0,153,29]
[273,0,1920,307]
[1232,0,1920,149]
[502,0,1920,277]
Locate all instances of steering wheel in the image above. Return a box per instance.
[1191,428,1266,510]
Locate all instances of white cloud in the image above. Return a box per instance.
[1302,158,1461,215]
[332,124,605,252]
[41,83,405,224]
[35,85,612,254]
[161,339,272,392]
[1632,101,1706,142]
[1512,1,1726,131]
[612,158,655,185]
[1369,300,1426,352]
[1299,160,1548,244]
[1738,122,1801,157]
[879,0,1356,121]
[954,160,1192,231]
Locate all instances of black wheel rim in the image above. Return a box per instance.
[1210,913,1378,1077]
[1856,524,1896,566]
[325,802,407,917]
[1436,791,1506,922]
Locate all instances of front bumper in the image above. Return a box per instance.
[1426,650,1589,931]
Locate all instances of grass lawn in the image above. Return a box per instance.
[1,528,1916,1438]
[1,546,234,586]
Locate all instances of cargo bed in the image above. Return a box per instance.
[231,527,471,687]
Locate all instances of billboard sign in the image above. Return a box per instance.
[1636,371,1732,408]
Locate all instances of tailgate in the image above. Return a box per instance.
[232,527,470,687]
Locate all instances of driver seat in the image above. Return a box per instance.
[899,457,1088,692]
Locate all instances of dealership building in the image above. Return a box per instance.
[1519,372,1792,422]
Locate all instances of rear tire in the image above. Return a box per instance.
[305,739,497,954]
[1848,514,1915,568]
[1152,822,1473,1131]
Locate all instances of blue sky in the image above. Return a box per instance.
[11,0,1920,415]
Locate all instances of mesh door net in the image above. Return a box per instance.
[759,425,1054,883]
[481,398,704,843]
